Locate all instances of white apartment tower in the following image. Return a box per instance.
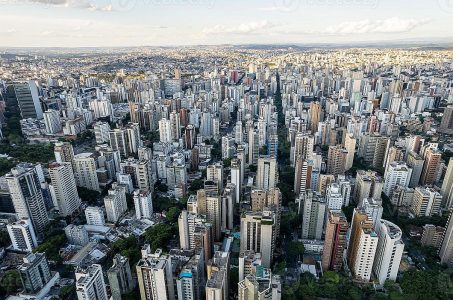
[372,220,404,285]
[7,218,38,252]
[134,190,153,220]
[76,264,108,300]
[73,153,100,192]
[256,157,277,191]
[6,164,49,235]
[49,162,81,216]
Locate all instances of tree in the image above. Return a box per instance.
[77,187,100,204]
[166,207,181,223]
[0,270,22,295]
[223,158,231,168]
[189,179,203,192]
[144,223,175,252]
[0,230,11,247]
[60,285,76,298]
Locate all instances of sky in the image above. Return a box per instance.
[1,0,453,47]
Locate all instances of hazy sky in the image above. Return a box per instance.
[1,0,453,47]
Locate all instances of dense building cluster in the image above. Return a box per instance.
[0,46,453,299]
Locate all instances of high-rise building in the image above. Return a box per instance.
[235,121,243,144]
[7,218,38,252]
[383,162,412,197]
[54,142,75,164]
[326,145,348,175]
[347,208,378,282]
[441,158,453,208]
[298,190,326,240]
[169,111,181,142]
[309,101,321,133]
[206,251,230,300]
[238,250,262,281]
[120,158,153,192]
[420,148,442,185]
[207,163,224,192]
[411,186,442,217]
[85,206,105,226]
[136,246,175,300]
[326,183,345,210]
[238,271,281,300]
[109,123,141,157]
[256,157,278,191]
[108,254,135,300]
[73,153,100,192]
[49,162,81,216]
[372,220,404,285]
[231,158,242,202]
[178,210,213,260]
[134,190,153,220]
[19,253,52,294]
[197,189,221,241]
[294,159,314,196]
[406,151,424,188]
[76,264,108,300]
[421,224,445,248]
[6,164,49,235]
[440,210,453,266]
[64,224,89,246]
[439,106,453,134]
[222,184,236,231]
[93,121,110,144]
[353,170,384,204]
[291,133,314,166]
[343,133,356,171]
[248,130,260,165]
[104,183,127,223]
[240,210,276,268]
[359,198,383,230]
[321,210,348,271]
[7,81,43,119]
[172,248,205,300]
[43,109,62,134]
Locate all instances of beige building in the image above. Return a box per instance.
[421,224,445,248]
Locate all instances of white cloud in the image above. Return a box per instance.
[4,0,115,11]
[258,6,291,12]
[322,17,430,35]
[202,20,275,35]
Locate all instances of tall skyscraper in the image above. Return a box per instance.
[439,106,453,134]
[238,272,281,300]
[326,145,348,175]
[7,218,38,252]
[231,159,242,202]
[372,220,404,285]
[104,183,127,223]
[134,190,153,220]
[441,158,453,209]
[440,210,453,266]
[108,254,135,300]
[6,164,49,235]
[298,190,326,240]
[347,208,378,282]
[197,189,221,241]
[76,264,108,300]
[136,246,175,300]
[73,153,100,192]
[383,162,412,197]
[19,253,52,294]
[7,81,43,119]
[49,162,81,216]
[291,133,314,166]
[353,170,384,204]
[85,206,105,226]
[406,150,424,188]
[420,148,442,186]
[344,133,356,171]
[322,210,348,271]
[411,186,442,217]
[54,142,75,164]
[240,210,276,268]
[256,157,278,191]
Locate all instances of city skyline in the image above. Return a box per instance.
[2,0,453,47]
